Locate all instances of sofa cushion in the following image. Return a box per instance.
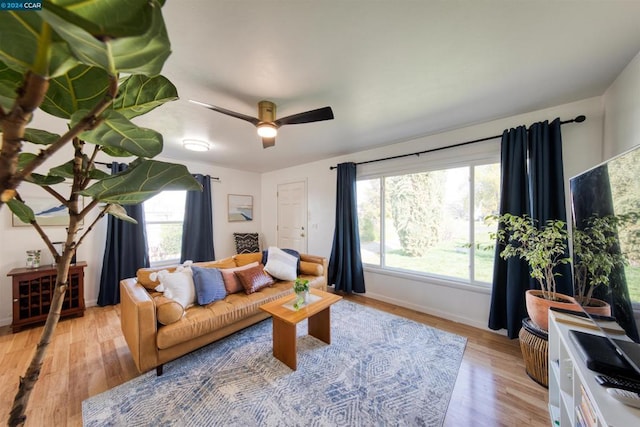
[137,258,236,290]
[264,247,298,281]
[154,295,184,325]
[157,281,290,349]
[300,261,323,276]
[220,261,259,294]
[191,266,227,305]
[235,264,274,294]
[233,252,263,267]
[152,267,196,309]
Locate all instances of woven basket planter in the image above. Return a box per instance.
[519,317,549,388]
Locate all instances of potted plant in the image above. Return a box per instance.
[493,213,578,331]
[293,277,310,310]
[0,2,201,424]
[572,213,636,316]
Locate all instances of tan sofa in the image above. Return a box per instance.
[120,252,328,374]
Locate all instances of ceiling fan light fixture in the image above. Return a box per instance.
[182,139,211,152]
[257,123,278,138]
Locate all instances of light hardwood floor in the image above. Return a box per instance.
[0,294,549,426]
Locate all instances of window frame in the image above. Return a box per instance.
[356,142,500,289]
[143,190,187,267]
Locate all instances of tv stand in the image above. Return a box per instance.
[548,311,640,425]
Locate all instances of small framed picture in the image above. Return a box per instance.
[228,194,253,222]
[12,197,84,227]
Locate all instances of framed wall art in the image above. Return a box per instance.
[12,197,84,227]
[227,194,253,222]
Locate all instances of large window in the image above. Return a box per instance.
[357,162,500,285]
[144,191,187,265]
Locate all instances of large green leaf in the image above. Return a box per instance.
[38,8,112,73]
[40,1,170,76]
[23,128,61,145]
[113,75,178,119]
[0,12,45,72]
[49,160,75,178]
[45,0,151,39]
[25,173,66,186]
[106,3,171,76]
[100,146,136,158]
[18,153,38,170]
[0,2,169,79]
[105,203,138,224]
[0,12,78,77]
[7,198,35,224]
[81,159,201,205]
[74,109,163,158]
[0,60,23,111]
[89,168,110,180]
[46,158,109,180]
[40,64,109,119]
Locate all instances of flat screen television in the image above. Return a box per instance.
[569,144,640,342]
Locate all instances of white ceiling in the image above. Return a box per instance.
[135,0,640,173]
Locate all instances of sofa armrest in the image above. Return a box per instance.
[120,278,159,373]
[300,254,329,289]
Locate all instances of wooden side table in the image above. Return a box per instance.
[7,262,86,332]
[260,288,342,370]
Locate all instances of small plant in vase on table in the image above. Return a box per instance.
[293,278,310,310]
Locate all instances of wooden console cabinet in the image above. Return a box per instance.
[8,262,86,332]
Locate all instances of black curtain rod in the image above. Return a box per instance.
[329,114,586,170]
[94,161,220,181]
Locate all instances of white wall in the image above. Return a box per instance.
[603,49,640,158]
[0,119,261,326]
[262,96,604,330]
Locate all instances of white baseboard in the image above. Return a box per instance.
[1,299,99,328]
[0,316,11,327]
[363,290,502,334]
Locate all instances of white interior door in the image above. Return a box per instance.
[277,181,307,253]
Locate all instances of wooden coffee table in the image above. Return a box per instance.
[260,288,342,370]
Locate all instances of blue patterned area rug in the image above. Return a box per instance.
[83,300,467,426]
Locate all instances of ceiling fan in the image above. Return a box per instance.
[189,99,334,148]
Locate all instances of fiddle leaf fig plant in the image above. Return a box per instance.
[491,213,571,301]
[0,2,201,425]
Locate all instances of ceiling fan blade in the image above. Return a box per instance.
[274,106,334,127]
[261,137,276,149]
[189,100,260,126]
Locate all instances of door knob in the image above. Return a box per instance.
[300,233,305,237]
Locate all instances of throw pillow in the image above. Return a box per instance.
[261,248,301,274]
[233,232,260,254]
[234,264,274,294]
[219,261,259,294]
[151,266,196,309]
[264,246,298,281]
[191,266,227,305]
[154,295,184,325]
